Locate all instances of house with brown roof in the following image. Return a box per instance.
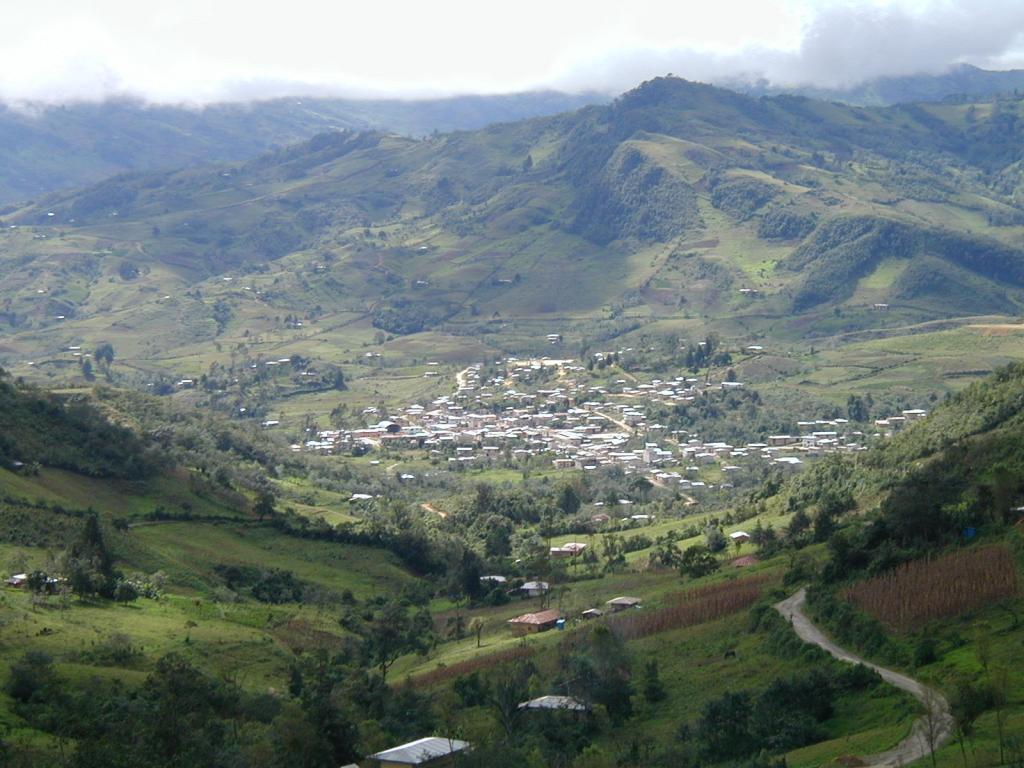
[508,609,561,635]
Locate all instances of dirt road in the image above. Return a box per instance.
[421,502,447,519]
[774,588,954,768]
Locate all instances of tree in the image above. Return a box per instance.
[697,690,755,761]
[786,509,812,544]
[652,536,680,568]
[991,666,1010,765]
[254,489,277,522]
[556,484,581,516]
[265,701,336,768]
[680,545,720,579]
[950,677,989,767]
[26,570,51,594]
[65,513,116,597]
[642,660,667,703]
[114,581,138,605]
[450,548,483,601]
[571,624,634,723]
[94,343,115,367]
[446,611,467,640]
[846,394,869,422]
[751,519,779,553]
[469,617,485,648]
[705,525,727,553]
[492,662,533,738]
[921,687,947,768]
[630,476,653,503]
[360,601,432,682]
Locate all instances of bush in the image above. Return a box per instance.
[679,545,720,578]
[5,652,56,704]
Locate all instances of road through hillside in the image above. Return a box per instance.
[774,588,954,768]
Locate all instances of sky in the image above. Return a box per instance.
[3,0,1024,104]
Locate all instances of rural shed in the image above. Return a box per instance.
[368,737,471,767]
[508,609,562,635]
[519,580,549,598]
[605,596,642,612]
[519,695,591,712]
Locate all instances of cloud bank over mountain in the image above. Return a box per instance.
[3,0,1024,105]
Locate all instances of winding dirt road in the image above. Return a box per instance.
[775,588,954,768]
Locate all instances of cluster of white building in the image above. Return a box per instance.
[289,357,926,492]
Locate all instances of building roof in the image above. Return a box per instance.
[605,596,642,607]
[521,580,549,592]
[508,609,562,626]
[370,737,471,765]
[519,695,590,712]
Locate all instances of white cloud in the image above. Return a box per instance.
[1,0,1023,104]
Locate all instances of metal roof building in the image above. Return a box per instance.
[369,737,471,767]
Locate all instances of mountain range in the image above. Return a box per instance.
[5,65,1024,207]
[2,75,1024,412]
[0,91,603,205]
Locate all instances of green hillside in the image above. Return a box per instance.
[2,358,1022,767]
[1,78,1024,428]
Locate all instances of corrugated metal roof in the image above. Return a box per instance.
[519,695,590,712]
[370,736,470,764]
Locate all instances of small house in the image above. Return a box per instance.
[5,573,28,588]
[549,542,587,558]
[581,608,604,620]
[729,531,751,544]
[508,609,562,635]
[520,580,549,598]
[368,737,471,768]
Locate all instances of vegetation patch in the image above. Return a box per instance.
[757,206,818,240]
[608,574,774,641]
[569,145,702,244]
[844,545,1020,632]
[782,215,1024,312]
[709,175,778,220]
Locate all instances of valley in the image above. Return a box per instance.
[0,70,1023,768]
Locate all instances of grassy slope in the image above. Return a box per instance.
[396,562,920,768]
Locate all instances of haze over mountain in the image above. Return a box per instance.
[0,91,602,204]
[734,63,1024,107]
